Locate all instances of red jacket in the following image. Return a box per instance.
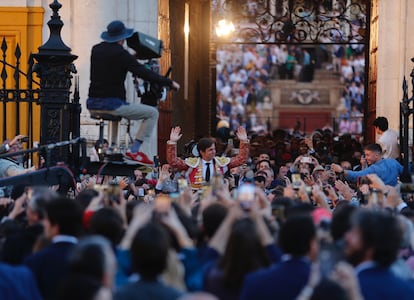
[167,140,249,189]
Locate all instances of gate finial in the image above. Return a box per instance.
[38,0,71,53]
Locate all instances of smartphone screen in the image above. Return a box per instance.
[238,184,255,210]
[137,187,145,197]
[291,173,301,189]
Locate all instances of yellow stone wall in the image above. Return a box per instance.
[0,6,43,142]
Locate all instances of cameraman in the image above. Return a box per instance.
[87,20,180,166]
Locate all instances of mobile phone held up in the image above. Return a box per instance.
[300,156,312,164]
[238,184,255,211]
[291,173,301,190]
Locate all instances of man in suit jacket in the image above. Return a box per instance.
[344,210,414,300]
[24,197,83,300]
[239,215,317,300]
[167,126,250,190]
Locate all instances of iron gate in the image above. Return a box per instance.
[0,0,83,190]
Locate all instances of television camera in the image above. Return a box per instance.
[127,32,172,107]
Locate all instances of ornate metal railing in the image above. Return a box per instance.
[0,39,41,166]
[0,0,82,180]
[212,0,368,44]
[400,58,414,182]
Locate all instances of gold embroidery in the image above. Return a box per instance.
[185,157,200,168]
[215,156,230,167]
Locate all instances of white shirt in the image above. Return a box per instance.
[378,129,399,159]
[202,159,213,182]
[52,235,78,244]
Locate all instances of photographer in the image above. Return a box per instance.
[0,135,37,178]
[0,134,26,155]
[87,20,180,166]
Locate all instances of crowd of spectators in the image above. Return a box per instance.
[216,43,365,138]
[0,123,413,300]
[334,45,365,136]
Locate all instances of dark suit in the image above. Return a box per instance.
[0,263,42,300]
[24,241,75,300]
[239,257,311,300]
[114,279,184,300]
[358,265,414,300]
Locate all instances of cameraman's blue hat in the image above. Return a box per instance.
[101,20,134,42]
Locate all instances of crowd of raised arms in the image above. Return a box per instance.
[0,16,406,300]
[0,119,413,300]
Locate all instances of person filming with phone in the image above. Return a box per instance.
[0,134,38,178]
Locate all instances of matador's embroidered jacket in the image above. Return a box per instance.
[167,140,250,189]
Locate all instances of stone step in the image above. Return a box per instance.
[313,68,341,81]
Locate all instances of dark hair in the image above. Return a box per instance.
[28,186,59,220]
[254,175,266,184]
[10,184,27,200]
[46,197,83,237]
[201,203,228,239]
[131,222,169,280]
[172,202,199,240]
[57,236,114,300]
[217,218,270,290]
[310,278,348,300]
[278,215,316,257]
[68,237,109,280]
[364,143,382,154]
[285,202,314,219]
[135,179,147,186]
[255,170,268,178]
[56,275,101,300]
[373,117,388,132]
[75,189,99,212]
[89,207,125,247]
[94,138,108,150]
[155,204,199,252]
[330,202,357,241]
[197,137,215,154]
[351,209,402,267]
[256,159,271,169]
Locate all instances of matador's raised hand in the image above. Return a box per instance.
[235,126,248,142]
[169,126,182,143]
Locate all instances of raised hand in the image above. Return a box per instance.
[235,126,248,142]
[169,126,182,142]
[10,134,27,146]
[170,81,180,91]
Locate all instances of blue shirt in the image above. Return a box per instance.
[345,158,403,186]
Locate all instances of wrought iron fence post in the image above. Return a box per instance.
[32,0,78,166]
[399,58,414,183]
